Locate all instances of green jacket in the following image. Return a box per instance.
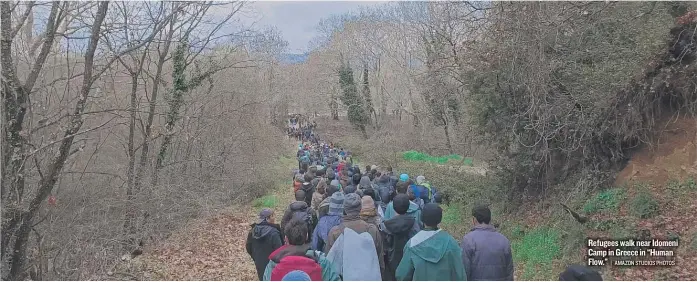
[262,249,340,281]
[396,229,466,281]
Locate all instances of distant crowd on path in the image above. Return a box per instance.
[287,116,318,143]
[246,121,603,281]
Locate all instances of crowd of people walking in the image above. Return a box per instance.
[245,121,603,281]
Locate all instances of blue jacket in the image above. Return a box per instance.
[460,224,514,280]
[312,215,342,253]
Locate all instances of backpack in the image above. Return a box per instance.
[292,209,313,227]
[414,183,432,203]
[375,182,394,209]
[326,227,381,281]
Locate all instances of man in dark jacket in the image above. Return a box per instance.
[282,190,316,243]
[461,204,514,280]
[301,174,315,207]
[246,208,283,280]
[380,194,418,280]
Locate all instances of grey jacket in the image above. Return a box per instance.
[461,224,514,280]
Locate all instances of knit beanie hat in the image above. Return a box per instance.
[282,270,311,281]
[343,193,362,215]
[330,179,340,187]
[392,194,410,215]
[422,203,443,227]
[416,175,426,185]
[329,192,345,216]
[399,173,409,182]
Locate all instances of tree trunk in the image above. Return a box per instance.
[443,123,453,154]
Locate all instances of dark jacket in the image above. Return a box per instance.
[301,182,314,207]
[281,201,315,242]
[245,221,283,280]
[380,214,418,280]
[461,224,514,280]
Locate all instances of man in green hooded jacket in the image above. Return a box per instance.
[396,203,465,281]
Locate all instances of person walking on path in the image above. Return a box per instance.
[380,194,419,281]
[263,219,340,281]
[326,193,385,276]
[246,209,284,280]
[281,190,316,244]
[359,195,381,228]
[461,204,514,281]
[384,182,422,230]
[396,203,465,281]
[312,192,344,253]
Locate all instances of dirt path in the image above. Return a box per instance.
[113,152,297,280]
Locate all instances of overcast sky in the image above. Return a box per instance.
[240,1,383,53]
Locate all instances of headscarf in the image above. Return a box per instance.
[360,195,377,218]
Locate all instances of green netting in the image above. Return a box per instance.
[402,151,473,165]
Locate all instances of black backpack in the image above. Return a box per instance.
[376,182,394,209]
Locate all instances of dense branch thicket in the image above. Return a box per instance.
[468,2,697,197]
[2,1,289,279]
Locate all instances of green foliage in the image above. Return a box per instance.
[441,204,463,226]
[401,150,468,165]
[512,227,561,279]
[338,60,369,134]
[253,195,279,209]
[466,2,681,197]
[583,188,625,215]
[629,188,660,219]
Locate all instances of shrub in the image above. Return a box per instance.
[583,188,625,215]
[630,189,660,219]
[253,195,279,209]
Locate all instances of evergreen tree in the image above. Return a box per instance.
[338,59,368,138]
[361,66,376,128]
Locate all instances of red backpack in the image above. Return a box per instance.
[270,253,323,281]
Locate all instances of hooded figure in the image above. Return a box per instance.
[358,176,373,191]
[312,192,344,253]
[375,174,395,210]
[326,193,385,274]
[360,195,381,228]
[246,209,283,280]
[396,204,465,281]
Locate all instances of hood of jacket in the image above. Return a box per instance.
[383,215,415,235]
[408,229,450,263]
[268,244,313,262]
[251,221,281,239]
[377,174,390,184]
[289,201,309,212]
[359,176,372,189]
[406,201,419,214]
